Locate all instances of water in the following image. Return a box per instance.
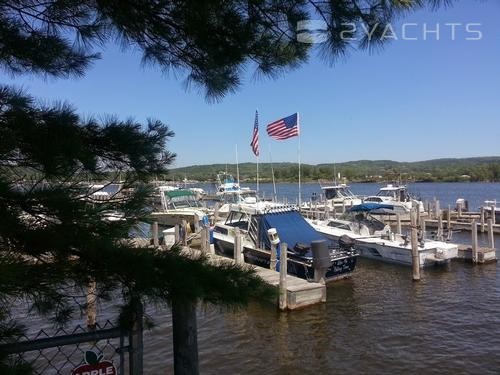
[19,183,500,373]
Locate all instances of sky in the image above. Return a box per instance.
[1,1,499,168]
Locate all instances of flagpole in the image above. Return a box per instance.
[269,143,277,202]
[298,112,301,209]
[256,109,259,195]
[256,153,259,194]
[236,144,240,186]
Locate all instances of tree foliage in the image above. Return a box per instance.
[0,0,452,100]
[0,0,457,371]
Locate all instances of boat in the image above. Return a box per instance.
[308,203,458,267]
[149,187,211,246]
[215,171,251,195]
[480,200,500,222]
[303,182,362,212]
[212,201,359,282]
[363,184,424,214]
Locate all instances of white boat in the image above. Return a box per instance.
[308,203,458,267]
[363,184,424,214]
[212,201,359,283]
[480,200,500,222]
[150,187,210,245]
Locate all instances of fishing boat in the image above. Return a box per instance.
[308,203,458,267]
[303,182,362,212]
[363,184,424,214]
[212,202,358,282]
[149,187,210,246]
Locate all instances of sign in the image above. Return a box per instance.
[71,351,117,375]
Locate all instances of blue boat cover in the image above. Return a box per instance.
[259,211,326,252]
[348,203,395,212]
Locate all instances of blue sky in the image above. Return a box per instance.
[1,1,499,168]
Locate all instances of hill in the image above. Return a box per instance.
[167,157,500,183]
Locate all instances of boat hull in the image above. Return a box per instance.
[213,237,358,282]
[319,232,457,267]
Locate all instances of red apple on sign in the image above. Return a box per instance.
[71,350,117,375]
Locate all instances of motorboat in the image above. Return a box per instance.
[363,184,424,214]
[149,187,210,245]
[480,200,500,222]
[212,201,359,282]
[308,203,458,267]
[303,182,362,212]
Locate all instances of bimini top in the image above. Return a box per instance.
[165,189,195,198]
[348,203,395,212]
[259,210,326,253]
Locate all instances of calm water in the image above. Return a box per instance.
[139,182,500,374]
[21,183,500,374]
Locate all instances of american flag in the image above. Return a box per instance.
[250,110,259,156]
[266,113,299,140]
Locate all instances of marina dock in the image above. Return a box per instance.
[134,232,328,310]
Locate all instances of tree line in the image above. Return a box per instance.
[169,158,500,183]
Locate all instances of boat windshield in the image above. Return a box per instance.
[165,193,202,209]
[221,190,257,204]
[224,211,249,230]
[324,187,355,200]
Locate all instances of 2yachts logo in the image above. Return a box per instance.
[296,21,483,43]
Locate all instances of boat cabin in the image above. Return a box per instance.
[157,188,203,211]
[321,184,357,201]
[376,184,412,202]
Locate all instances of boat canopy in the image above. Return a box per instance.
[165,190,195,198]
[259,211,326,252]
[348,203,395,213]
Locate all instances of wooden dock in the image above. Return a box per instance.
[456,245,497,263]
[253,266,326,310]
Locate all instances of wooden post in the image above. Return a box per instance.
[435,200,440,221]
[86,281,97,330]
[396,213,402,235]
[437,214,443,242]
[181,219,188,246]
[447,205,451,229]
[471,219,478,263]
[200,227,207,253]
[129,300,144,375]
[279,242,288,311]
[458,203,462,219]
[421,218,426,241]
[234,228,243,264]
[480,207,485,233]
[175,224,180,243]
[490,203,496,225]
[172,298,198,375]
[487,218,495,249]
[410,209,421,281]
[270,243,277,270]
[152,221,159,247]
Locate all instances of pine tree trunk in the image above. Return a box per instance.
[172,298,199,375]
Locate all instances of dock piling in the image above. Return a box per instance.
[410,209,421,281]
[471,219,478,263]
[234,228,244,264]
[279,242,288,310]
[152,221,159,247]
[270,243,277,270]
[480,207,485,233]
[490,203,496,225]
[488,218,495,249]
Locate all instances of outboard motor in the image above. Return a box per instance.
[311,240,332,269]
[338,235,356,251]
